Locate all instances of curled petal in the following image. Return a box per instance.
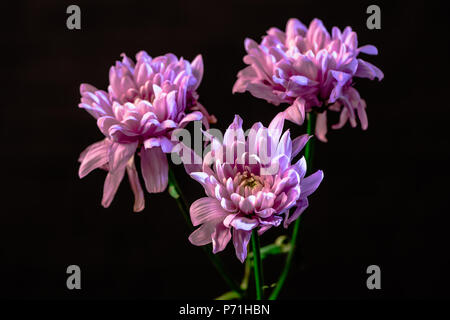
[358,45,378,55]
[315,112,328,142]
[284,98,305,125]
[284,197,309,228]
[291,134,311,159]
[191,54,204,89]
[233,229,252,263]
[178,111,203,128]
[301,170,324,197]
[230,215,259,231]
[126,156,145,212]
[356,99,368,130]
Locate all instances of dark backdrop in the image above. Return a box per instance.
[2,0,449,299]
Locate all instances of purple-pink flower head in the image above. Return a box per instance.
[108,52,216,124]
[78,51,211,212]
[187,113,324,262]
[233,18,383,142]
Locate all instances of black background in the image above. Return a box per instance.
[2,0,449,300]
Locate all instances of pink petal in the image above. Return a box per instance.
[286,18,308,40]
[178,111,203,128]
[78,139,110,178]
[211,223,231,254]
[291,134,311,159]
[159,136,175,153]
[292,157,307,180]
[191,55,204,89]
[140,146,168,193]
[301,170,324,197]
[102,167,126,208]
[284,98,305,125]
[358,45,378,55]
[189,197,228,227]
[315,112,328,142]
[284,198,309,228]
[188,223,215,246]
[355,59,384,80]
[143,137,161,149]
[239,195,256,214]
[268,112,285,144]
[126,156,145,212]
[356,99,368,130]
[276,130,292,159]
[233,229,252,263]
[246,82,283,105]
[255,208,276,218]
[230,216,259,231]
[331,108,349,130]
[224,115,245,146]
[108,141,138,173]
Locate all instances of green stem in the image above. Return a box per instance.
[251,229,264,300]
[269,112,316,300]
[167,165,243,297]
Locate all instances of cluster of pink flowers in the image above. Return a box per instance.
[77,17,382,263]
[233,18,383,141]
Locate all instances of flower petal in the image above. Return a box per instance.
[188,223,215,246]
[284,197,309,228]
[126,156,145,212]
[102,167,126,208]
[78,139,110,178]
[211,223,231,254]
[140,146,168,193]
[189,197,228,226]
[284,98,305,125]
[301,170,324,197]
[178,111,203,128]
[109,141,138,173]
[315,112,328,142]
[291,134,311,159]
[268,112,285,144]
[191,54,204,89]
[233,229,252,263]
[230,216,259,231]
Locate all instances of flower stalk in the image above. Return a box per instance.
[269,112,317,300]
[251,229,264,300]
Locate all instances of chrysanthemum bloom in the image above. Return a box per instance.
[186,114,323,262]
[233,18,383,142]
[78,51,211,212]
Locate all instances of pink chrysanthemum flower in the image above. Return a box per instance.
[78,51,211,212]
[186,114,323,262]
[233,18,383,142]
